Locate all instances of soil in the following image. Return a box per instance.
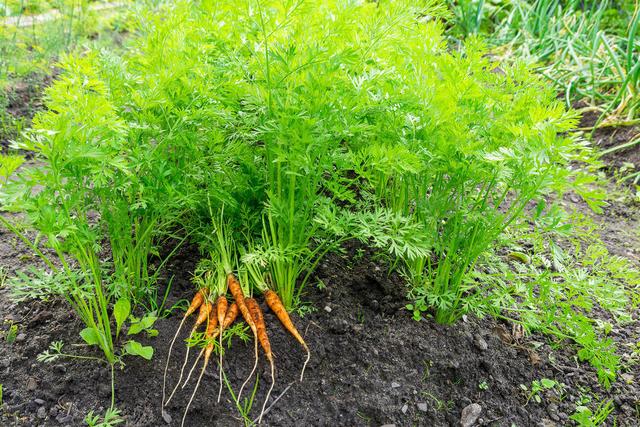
[0,224,639,427]
[578,109,640,182]
[0,73,53,153]
[0,81,639,427]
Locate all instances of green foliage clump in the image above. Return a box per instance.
[446,0,640,125]
[0,0,615,404]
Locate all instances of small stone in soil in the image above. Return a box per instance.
[391,382,401,388]
[416,402,428,412]
[56,414,72,423]
[15,333,26,342]
[546,403,560,421]
[460,403,482,427]
[162,411,172,424]
[26,377,37,391]
[380,424,396,427]
[401,404,408,414]
[37,406,47,419]
[473,334,488,351]
[324,305,332,313]
[34,399,45,405]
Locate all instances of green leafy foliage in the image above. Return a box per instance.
[571,399,615,427]
[84,406,124,427]
[0,0,627,408]
[475,204,640,387]
[446,0,640,125]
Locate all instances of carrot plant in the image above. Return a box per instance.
[0,0,618,418]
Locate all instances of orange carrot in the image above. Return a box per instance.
[246,298,275,424]
[162,289,208,409]
[264,289,311,381]
[182,302,239,389]
[222,302,239,329]
[204,309,220,362]
[165,301,212,406]
[216,295,228,328]
[246,298,272,360]
[227,274,256,332]
[228,273,259,401]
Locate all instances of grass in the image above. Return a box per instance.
[445,0,640,154]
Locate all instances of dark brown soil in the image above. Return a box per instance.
[578,109,640,182]
[0,228,639,427]
[0,72,54,153]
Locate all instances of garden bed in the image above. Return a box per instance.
[1,197,639,426]
[1,1,639,426]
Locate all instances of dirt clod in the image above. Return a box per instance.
[460,403,482,427]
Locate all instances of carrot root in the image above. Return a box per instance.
[217,332,224,403]
[162,315,186,408]
[165,341,191,406]
[258,357,275,424]
[182,348,204,389]
[181,358,209,427]
[237,336,258,403]
[300,345,310,382]
[264,289,310,382]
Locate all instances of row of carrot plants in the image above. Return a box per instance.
[0,0,612,422]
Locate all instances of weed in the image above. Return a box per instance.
[446,0,640,127]
[570,399,614,426]
[37,302,156,409]
[84,407,124,427]
[422,391,454,412]
[422,360,433,381]
[4,322,17,343]
[520,378,564,405]
[224,369,259,427]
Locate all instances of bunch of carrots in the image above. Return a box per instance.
[161,223,310,426]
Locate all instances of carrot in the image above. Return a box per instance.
[246,298,275,424]
[182,309,219,427]
[182,307,220,389]
[222,302,239,328]
[182,302,239,389]
[215,295,228,403]
[165,301,212,406]
[228,273,259,402]
[162,288,207,410]
[264,289,311,381]
[227,274,256,331]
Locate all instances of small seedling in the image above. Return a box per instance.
[478,380,489,391]
[521,378,563,405]
[422,391,454,412]
[422,360,433,381]
[84,407,124,427]
[5,323,18,344]
[570,399,614,427]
